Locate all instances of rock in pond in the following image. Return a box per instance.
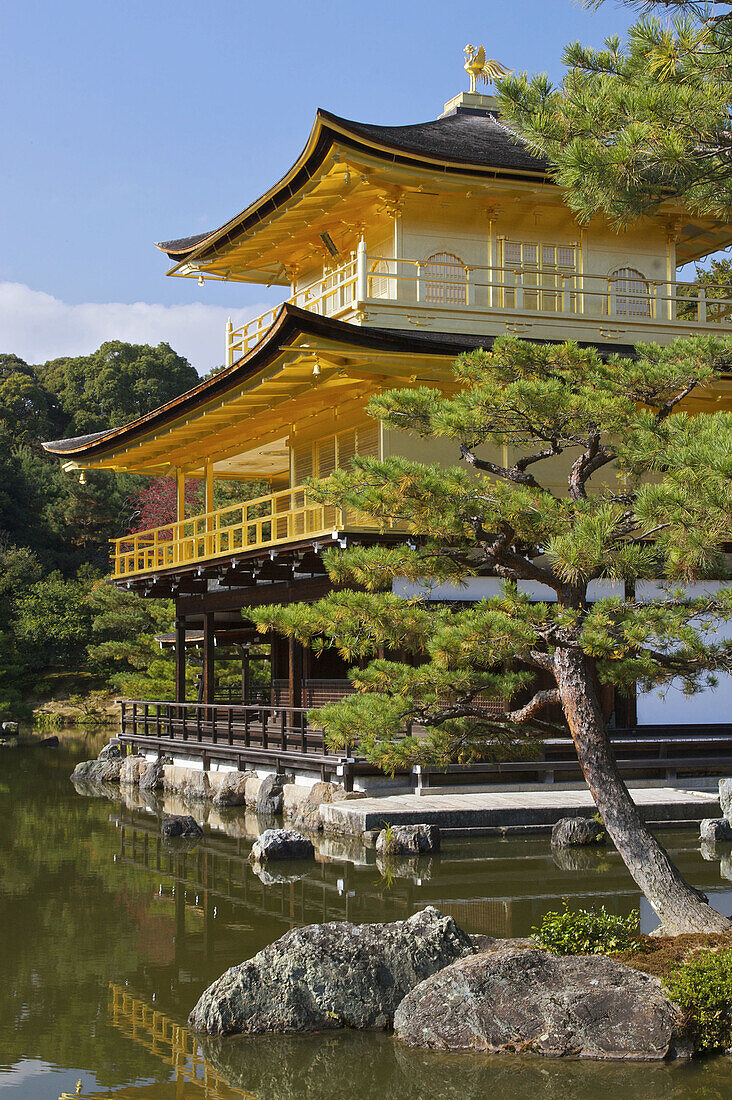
[376,824,440,857]
[719,778,732,821]
[120,755,148,784]
[71,756,123,782]
[161,814,204,839]
[700,817,732,843]
[394,948,689,1061]
[551,816,606,847]
[188,906,474,1035]
[98,741,123,760]
[139,758,168,791]
[164,764,211,800]
[250,829,315,863]
[212,769,257,808]
[256,772,293,815]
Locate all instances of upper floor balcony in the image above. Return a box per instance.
[226,241,732,365]
[111,484,397,581]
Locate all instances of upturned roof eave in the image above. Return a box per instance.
[40,305,480,462]
[42,304,637,464]
[159,108,553,272]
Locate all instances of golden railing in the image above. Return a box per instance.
[226,259,358,364]
[105,984,251,1100]
[111,484,384,579]
[225,247,732,366]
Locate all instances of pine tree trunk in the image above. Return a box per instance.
[554,646,731,935]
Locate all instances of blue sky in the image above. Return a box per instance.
[1,0,636,370]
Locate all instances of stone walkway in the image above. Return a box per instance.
[322,784,721,836]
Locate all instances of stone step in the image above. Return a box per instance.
[321,786,721,837]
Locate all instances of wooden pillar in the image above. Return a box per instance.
[175,469,186,565]
[175,617,186,702]
[288,636,303,710]
[241,650,250,704]
[202,611,215,705]
[270,636,285,705]
[176,469,186,521]
[203,460,214,514]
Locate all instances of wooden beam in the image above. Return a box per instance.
[177,575,333,615]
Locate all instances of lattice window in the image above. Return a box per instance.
[356,423,379,458]
[370,259,394,299]
[292,423,380,487]
[501,240,578,311]
[315,437,336,478]
[425,252,467,305]
[611,267,651,317]
[292,444,313,484]
[336,428,357,468]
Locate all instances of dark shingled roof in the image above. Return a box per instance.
[324,107,548,173]
[156,231,213,255]
[43,429,109,452]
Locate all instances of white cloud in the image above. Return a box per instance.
[0,282,272,374]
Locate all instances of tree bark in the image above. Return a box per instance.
[554,646,731,935]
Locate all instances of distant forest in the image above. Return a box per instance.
[0,341,206,719]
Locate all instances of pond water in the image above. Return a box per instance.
[2,732,732,1099]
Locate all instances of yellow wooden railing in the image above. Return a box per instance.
[226,259,358,364]
[105,984,251,1100]
[111,484,384,579]
[225,246,732,366]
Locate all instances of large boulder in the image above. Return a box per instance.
[376,824,440,857]
[188,906,474,1035]
[119,755,148,785]
[551,816,606,848]
[161,814,204,839]
[700,817,732,843]
[139,758,168,791]
[393,948,689,1061]
[291,782,364,831]
[164,764,211,800]
[245,775,262,808]
[250,829,315,863]
[256,773,293,815]
[71,757,123,782]
[719,778,732,821]
[98,741,123,760]
[212,769,257,808]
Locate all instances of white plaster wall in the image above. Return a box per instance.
[393,576,731,725]
[393,577,624,602]
[636,581,732,725]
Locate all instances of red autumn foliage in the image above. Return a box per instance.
[128,478,203,534]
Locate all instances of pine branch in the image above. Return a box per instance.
[504,688,561,723]
[460,443,556,494]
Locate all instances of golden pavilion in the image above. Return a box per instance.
[44,59,732,782]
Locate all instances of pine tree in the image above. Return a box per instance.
[255,335,732,934]
[497,1,732,224]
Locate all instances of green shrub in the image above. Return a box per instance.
[532,902,640,955]
[665,949,732,1053]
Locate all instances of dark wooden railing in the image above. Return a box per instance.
[117,699,356,785]
[119,699,331,754]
